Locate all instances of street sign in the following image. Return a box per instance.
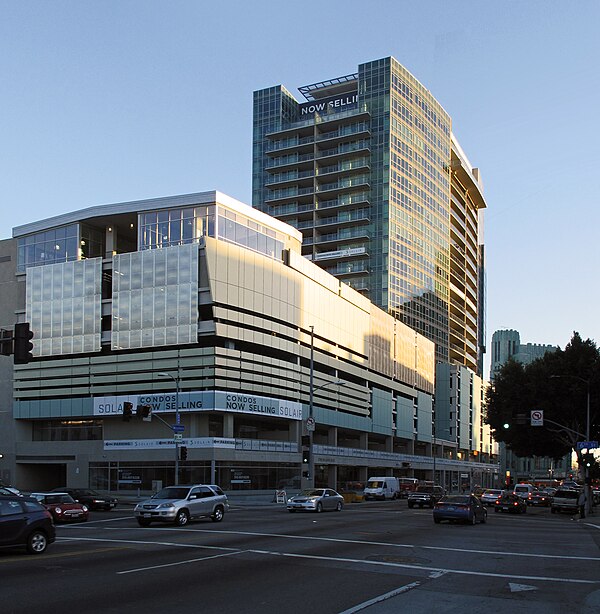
[172,425,185,432]
[577,441,599,450]
[530,410,544,426]
[306,417,316,432]
[173,433,183,441]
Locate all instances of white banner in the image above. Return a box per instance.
[94,390,302,421]
[103,437,299,452]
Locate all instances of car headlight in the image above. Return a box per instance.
[82,506,88,512]
[55,507,62,514]
[156,503,175,510]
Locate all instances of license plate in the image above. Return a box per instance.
[142,513,151,517]
[447,506,455,511]
[502,506,508,510]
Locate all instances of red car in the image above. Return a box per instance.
[31,492,89,523]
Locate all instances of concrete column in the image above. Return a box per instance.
[191,414,210,437]
[223,414,234,438]
[105,225,117,258]
[328,426,338,446]
[359,432,368,450]
[327,465,337,490]
[289,420,301,445]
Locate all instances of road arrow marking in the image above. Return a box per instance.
[509,582,538,592]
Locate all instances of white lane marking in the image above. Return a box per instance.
[509,582,538,592]
[250,549,599,584]
[56,535,599,585]
[117,550,246,574]
[429,570,447,578]
[103,526,600,562]
[59,516,132,525]
[58,536,236,552]
[338,582,421,613]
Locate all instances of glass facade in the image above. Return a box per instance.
[112,243,198,350]
[17,224,79,272]
[26,257,102,355]
[17,223,104,272]
[139,204,286,261]
[253,57,481,369]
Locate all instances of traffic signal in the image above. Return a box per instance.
[301,435,310,448]
[180,446,188,461]
[141,404,152,421]
[0,329,13,356]
[302,449,310,465]
[13,322,34,364]
[123,401,133,422]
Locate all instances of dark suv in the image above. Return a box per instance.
[0,495,56,554]
[408,485,445,508]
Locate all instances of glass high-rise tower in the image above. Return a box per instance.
[253,57,486,373]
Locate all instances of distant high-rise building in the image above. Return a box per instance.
[253,56,486,373]
[489,329,557,380]
[489,328,566,482]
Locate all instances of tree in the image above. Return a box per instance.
[485,332,600,467]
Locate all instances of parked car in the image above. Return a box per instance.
[134,484,229,526]
[31,492,89,523]
[287,488,344,513]
[542,487,557,497]
[551,489,580,514]
[526,490,551,506]
[0,494,56,554]
[51,488,118,511]
[408,485,445,508]
[494,493,527,514]
[433,494,487,525]
[560,480,581,490]
[0,487,22,497]
[397,477,419,498]
[480,489,504,506]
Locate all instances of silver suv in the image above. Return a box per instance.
[134,484,229,527]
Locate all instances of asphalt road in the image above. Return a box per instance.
[2,500,600,613]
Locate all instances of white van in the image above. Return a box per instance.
[513,483,535,500]
[364,477,400,500]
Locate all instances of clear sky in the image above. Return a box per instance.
[2,0,599,376]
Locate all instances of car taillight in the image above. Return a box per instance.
[513,502,518,506]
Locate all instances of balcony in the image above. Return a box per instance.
[317,192,370,211]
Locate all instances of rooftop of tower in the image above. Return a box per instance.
[298,73,358,101]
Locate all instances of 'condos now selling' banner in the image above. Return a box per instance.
[93,390,303,421]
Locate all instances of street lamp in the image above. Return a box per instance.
[158,372,181,486]
[550,374,592,513]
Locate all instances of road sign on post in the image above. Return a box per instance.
[306,417,316,432]
[530,410,544,426]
